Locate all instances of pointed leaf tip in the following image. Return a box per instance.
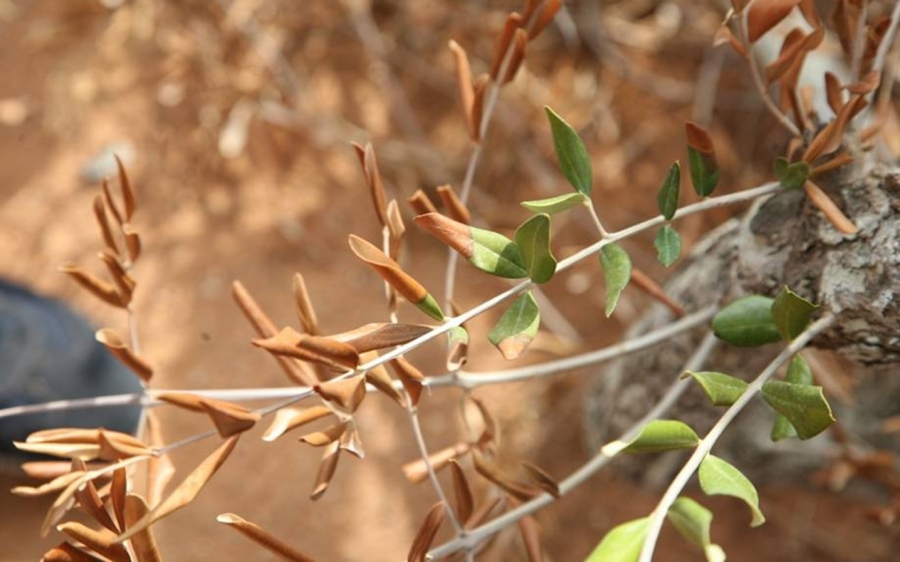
[545,106,592,195]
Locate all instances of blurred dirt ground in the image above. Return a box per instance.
[0,0,898,560]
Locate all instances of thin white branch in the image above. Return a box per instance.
[872,0,900,80]
[637,314,836,562]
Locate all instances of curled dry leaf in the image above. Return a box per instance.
[472,451,541,502]
[832,0,862,55]
[292,273,320,335]
[528,0,561,40]
[846,70,881,95]
[466,496,505,529]
[111,467,127,531]
[232,281,317,386]
[145,411,175,508]
[435,184,471,224]
[490,12,525,79]
[122,224,141,263]
[156,392,205,412]
[804,180,859,234]
[102,179,124,226]
[352,142,388,227]
[469,395,499,447]
[314,375,366,412]
[518,514,544,562]
[329,323,432,353]
[92,195,119,256]
[262,406,333,442]
[407,189,438,216]
[747,0,802,43]
[117,435,240,542]
[448,40,476,140]
[42,542,105,562]
[408,501,446,562]
[199,399,262,438]
[765,27,824,84]
[253,327,359,371]
[217,513,316,562]
[300,423,348,447]
[502,28,528,84]
[21,461,100,481]
[824,72,844,114]
[96,328,153,383]
[311,440,341,500]
[471,73,490,141]
[803,95,868,162]
[402,442,471,484]
[386,200,405,261]
[339,421,365,459]
[388,357,425,407]
[113,155,136,221]
[98,251,135,304]
[57,522,130,562]
[521,461,561,498]
[15,441,101,461]
[59,264,125,308]
[98,430,152,461]
[124,494,162,562]
[12,470,84,497]
[359,350,404,406]
[448,458,474,523]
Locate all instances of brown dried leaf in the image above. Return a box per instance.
[798,0,820,27]
[630,268,684,318]
[803,95,868,161]
[75,478,118,532]
[765,27,824,85]
[388,357,425,407]
[96,328,153,382]
[352,142,388,227]
[466,496,504,529]
[42,542,105,562]
[528,0,561,40]
[502,28,528,84]
[407,189,438,216]
[314,375,366,412]
[521,461,561,498]
[435,184,471,225]
[311,440,341,500]
[809,152,855,176]
[156,392,205,412]
[713,24,747,57]
[448,40,475,139]
[117,435,240,542]
[413,213,473,258]
[470,396,499,447]
[217,513,316,562]
[199,399,262,438]
[348,235,429,304]
[41,476,84,536]
[122,224,141,263]
[253,327,358,371]
[113,155,136,221]
[300,422,348,447]
[846,70,881,95]
[102,179,124,226]
[518,515,544,562]
[14,441,101,461]
[124,494,162,562]
[111,467,127,531]
[11,471,85,497]
[98,251,135,304]
[262,406,333,442]
[232,281,317,386]
[292,273,320,336]
[804,180,859,234]
[145,411,175,508]
[330,323,432,353]
[92,195,119,256]
[21,461,102,481]
[359,351,404,406]
[57,522,130,562]
[98,430,151,461]
[825,72,844,114]
[490,12,524,79]
[448,459,474,523]
[339,421,365,459]
[386,200,405,261]
[471,73,490,141]
[59,264,125,308]
[408,501,446,562]
[472,451,541,502]
[402,442,471,484]
[747,0,802,43]
[832,0,862,56]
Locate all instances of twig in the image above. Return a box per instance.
[850,0,870,80]
[872,0,900,80]
[637,314,836,562]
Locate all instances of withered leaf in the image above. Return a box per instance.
[14,441,101,461]
[407,189,438,216]
[449,459,474,523]
[803,94,868,161]
[388,357,425,407]
[490,12,524,79]
[253,327,358,371]
[145,411,175,508]
[262,406,333,442]
[101,178,124,226]
[42,542,105,562]
[300,423,348,447]
[57,522,130,562]
[329,323,431,353]
[12,470,85,497]
[217,513,316,562]
[448,40,476,140]
[469,396,499,447]
[98,251,135,304]
[156,392,205,413]
[98,430,151,461]
[199,399,262,438]
[352,142,388,228]
[747,0,802,42]
[339,422,365,459]
[846,70,881,95]
[74,478,118,533]
[402,442,471,484]
[435,184,471,225]
[360,351,404,406]
[292,273,320,336]
[314,375,366,412]
[408,501,446,562]
[471,73,490,141]
[96,328,153,383]
[824,72,843,114]
[111,467,127,532]
[472,451,541,502]
[117,435,240,542]
[311,440,341,500]
[113,155,136,221]
[765,27,824,84]
[122,224,141,263]
[528,0,561,40]
[521,461,561,498]
[804,180,859,234]
[518,515,544,562]
[59,264,125,309]
[502,28,528,84]
[124,494,163,562]
[466,496,504,530]
[92,195,119,256]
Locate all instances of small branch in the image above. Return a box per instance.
[872,0,900,81]
[427,331,720,558]
[585,201,611,239]
[850,0,870,80]
[637,315,836,562]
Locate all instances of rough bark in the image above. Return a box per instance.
[585,162,900,483]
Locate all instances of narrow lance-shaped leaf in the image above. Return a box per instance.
[124,494,163,562]
[520,192,587,214]
[698,454,766,527]
[586,517,650,562]
[771,286,818,341]
[762,380,835,439]
[515,214,557,284]
[657,161,681,220]
[774,157,809,190]
[654,225,682,267]
[770,354,813,441]
[667,497,726,562]
[711,295,781,347]
[685,122,720,197]
[217,513,315,562]
[600,243,632,317]
[684,371,749,407]
[621,420,699,454]
[545,106,592,195]
[448,459,474,523]
[488,292,540,360]
[408,501,446,562]
[414,213,528,278]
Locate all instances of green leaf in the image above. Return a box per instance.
[688,147,720,198]
[623,420,699,454]
[774,157,810,190]
[667,497,725,562]
[656,161,681,221]
[685,371,749,406]
[698,454,766,527]
[586,517,649,562]
[545,106,592,195]
[521,193,588,214]
[469,226,528,279]
[771,286,818,341]
[761,380,835,440]
[711,295,781,347]
[414,293,444,322]
[515,214,557,284]
[488,292,540,360]
[600,243,632,317]
[786,354,813,385]
[654,225,682,267]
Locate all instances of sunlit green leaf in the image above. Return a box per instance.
[654,225,682,267]
[600,243,632,317]
[771,286,818,341]
[586,517,649,562]
[488,292,540,360]
[698,454,765,527]
[684,371,749,406]
[711,295,780,347]
[521,193,588,214]
[774,157,810,190]
[545,106,592,195]
[657,161,681,220]
[515,214,557,284]
[762,380,835,440]
[469,227,528,279]
[623,420,699,454]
